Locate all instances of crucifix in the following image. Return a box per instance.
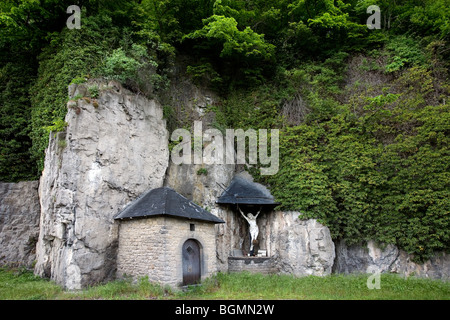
[238,205,262,256]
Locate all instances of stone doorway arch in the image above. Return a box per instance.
[182,239,201,285]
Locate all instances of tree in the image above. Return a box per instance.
[183,14,275,86]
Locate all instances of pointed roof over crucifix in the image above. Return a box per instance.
[216,173,279,207]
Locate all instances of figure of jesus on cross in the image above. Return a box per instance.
[238,205,262,256]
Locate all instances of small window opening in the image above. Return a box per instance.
[190,223,195,231]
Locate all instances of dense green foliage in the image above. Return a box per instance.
[0,60,36,181]
[262,98,449,260]
[220,43,449,261]
[0,0,449,260]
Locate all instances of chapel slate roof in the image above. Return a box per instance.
[114,187,224,223]
[216,175,279,206]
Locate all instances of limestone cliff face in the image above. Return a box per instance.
[0,181,40,267]
[266,212,335,276]
[34,81,169,289]
[334,240,450,280]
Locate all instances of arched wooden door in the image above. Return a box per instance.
[182,239,201,285]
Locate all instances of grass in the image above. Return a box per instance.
[0,267,62,300]
[180,272,450,300]
[1,268,449,300]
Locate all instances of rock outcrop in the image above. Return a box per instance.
[0,181,41,268]
[334,240,449,279]
[34,81,169,289]
[266,212,335,276]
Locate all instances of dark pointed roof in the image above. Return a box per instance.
[216,175,279,206]
[114,187,224,223]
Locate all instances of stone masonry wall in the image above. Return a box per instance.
[228,257,275,274]
[116,216,218,287]
[116,217,164,282]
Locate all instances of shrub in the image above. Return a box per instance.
[197,168,208,176]
[101,46,146,83]
[385,36,427,73]
[88,86,99,98]
[99,43,165,95]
